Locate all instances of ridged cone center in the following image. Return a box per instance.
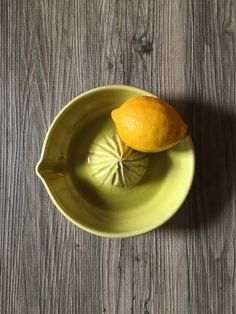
[89,132,148,187]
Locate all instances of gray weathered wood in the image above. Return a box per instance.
[1,0,236,313]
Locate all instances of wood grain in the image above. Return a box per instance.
[1,0,236,313]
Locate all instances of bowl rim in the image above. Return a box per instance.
[36,84,195,238]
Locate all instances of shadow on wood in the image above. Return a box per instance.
[161,99,236,231]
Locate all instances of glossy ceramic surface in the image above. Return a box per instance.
[36,85,195,237]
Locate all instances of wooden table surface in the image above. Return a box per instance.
[1,1,236,313]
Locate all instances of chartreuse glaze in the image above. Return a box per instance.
[89,131,148,187]
[36,85,195,238]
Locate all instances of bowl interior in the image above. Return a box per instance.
[37,86,194,237]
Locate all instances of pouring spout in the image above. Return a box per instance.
[36,159,67,181]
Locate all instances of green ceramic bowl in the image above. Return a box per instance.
[36,85,195,238]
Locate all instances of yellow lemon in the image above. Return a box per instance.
[111,96,189,153]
